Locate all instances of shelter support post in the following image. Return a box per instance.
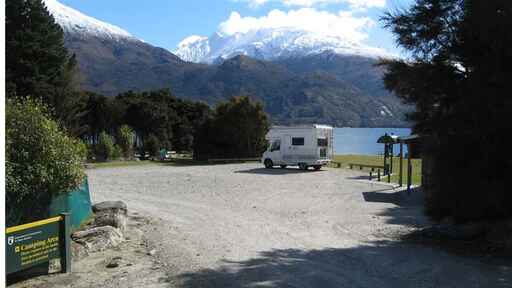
[407,147,412,195]
[390,144,394,174]
[383,145,387,175]
[399,143,403,187]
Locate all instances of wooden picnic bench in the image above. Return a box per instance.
[348,163,385,171]
[347,163,390,182]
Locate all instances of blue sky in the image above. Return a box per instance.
[58,0,414,55]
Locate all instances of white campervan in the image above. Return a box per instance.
[261,124,334,170]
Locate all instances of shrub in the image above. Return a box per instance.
[144,134,160,159]
[112,145,122,160]
[96,131,114,161]
[6,98,86,226]
[117,125,135,159]
[85,143,96,160]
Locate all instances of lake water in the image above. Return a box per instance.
[334,127,412,155]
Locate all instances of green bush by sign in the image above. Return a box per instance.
[6,98,86,227]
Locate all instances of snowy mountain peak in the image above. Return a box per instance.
[178,35,208,47]
[175,27,392,64]
[44,0,137,41]
[176,35,210,63]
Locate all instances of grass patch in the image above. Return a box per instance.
[87,157,260,168]
[331,154,422,185]
[86,160,159,169]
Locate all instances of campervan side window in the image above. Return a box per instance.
[317,138,328,147]
[292,137,305,146]
[271,139,281,151]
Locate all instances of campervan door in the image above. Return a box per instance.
[282,131,310,163]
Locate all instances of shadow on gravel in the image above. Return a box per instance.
[176,244,512,288]
[363,190,403,206]
[235,168,326,175]
[348,175,376,181]
[363,187,427,228]
[362,187,423,207]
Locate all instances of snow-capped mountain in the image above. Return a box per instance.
[41,0,410,126]
[44,0,137,42]
[43,0,185,96]
[176,28,391,64]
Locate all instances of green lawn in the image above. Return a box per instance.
[331,154,422,186]
[86,160,159,169]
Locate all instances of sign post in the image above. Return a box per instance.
[60,213,71,273]
[5,214,71,275]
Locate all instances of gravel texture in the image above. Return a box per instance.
[86,163,512,288]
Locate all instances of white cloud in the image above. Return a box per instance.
[238,0,386,9]
[219,8,375,43]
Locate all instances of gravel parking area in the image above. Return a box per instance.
[87,163,511,288]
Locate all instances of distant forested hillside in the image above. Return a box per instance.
[64,33,411,127]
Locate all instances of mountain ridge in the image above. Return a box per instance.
[45,0,411,127]
[44,0,137,42]
[175,27,392,64]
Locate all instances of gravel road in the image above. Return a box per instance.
[87,163,511,288]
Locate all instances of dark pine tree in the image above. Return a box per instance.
[381,0,512,222]
[6,0,83,133]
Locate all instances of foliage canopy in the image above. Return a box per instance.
[194,96,270,160]
[382,0,512,222]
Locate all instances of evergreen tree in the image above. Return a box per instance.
[194,96,269,160]
[6,0,82,132]
[82,92,117,145]
[381,0,512,222]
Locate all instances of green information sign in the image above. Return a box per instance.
[6,214,71,275]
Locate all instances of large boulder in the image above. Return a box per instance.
[71,226,124,253]
[92,201,127,231]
